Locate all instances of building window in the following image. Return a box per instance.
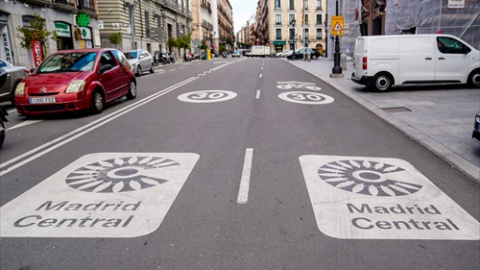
[289,14,295,24]
[289,0,295,10]
[145,11,150,38]
[275,0,281,9]
[316,0,322,10]
[289,28,295,40]
[276,28,282,40]
[303,28,309,44]
[305,0,309,10]
[275,14,281,25]
[316,28,323,40]
[316,14,323,25]
[305,14,309,25]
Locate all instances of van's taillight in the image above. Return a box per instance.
[362,57,367,70]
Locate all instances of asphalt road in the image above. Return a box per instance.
[1,58,479,270]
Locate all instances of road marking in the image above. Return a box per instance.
[0,152,199,238]
[8,120,43,131]
[170,68,177,71]
[178,90,237,103]
[237,148,253,204]
[278,91,334,105]
[259,74,263,78]
[255,89,261,99]
[300,155,480,240]
[0,60,237,177]
[261,67,264,70]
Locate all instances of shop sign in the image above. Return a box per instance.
[79,27,92,40]
[31,40,44,67]
[54,22,71,38]
[448,0,465,9]
[76,13,91,27]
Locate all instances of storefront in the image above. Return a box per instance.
[55,21,74,50]
[272,40,286,54]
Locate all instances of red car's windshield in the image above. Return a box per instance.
[37,52,98,73]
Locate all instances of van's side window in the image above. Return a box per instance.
[437,37,469,54]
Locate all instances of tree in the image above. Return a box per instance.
[109,32,122,49]
[200,40,208,50]
[177,33,192,60]
[167,38,178,51]
[16,14,54,50]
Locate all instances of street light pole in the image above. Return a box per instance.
[332,0,342,74]
[290,18,296,60]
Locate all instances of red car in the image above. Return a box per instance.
[15,48,136,116]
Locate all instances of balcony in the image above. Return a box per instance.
[53,0,77,13]
[23,0,51,6]
[77,0,96,17]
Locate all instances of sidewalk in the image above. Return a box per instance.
[288,58,480,183]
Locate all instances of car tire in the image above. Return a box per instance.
[467,69,480,88]
[136,66,142,77]
[373,73,392,92]
[126,80,137,100]
[90,90,105,114]
[0,120,5,149]
[150,64,154,73]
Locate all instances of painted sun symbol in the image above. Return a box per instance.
[65,156,180,193]
[317,159,422,197]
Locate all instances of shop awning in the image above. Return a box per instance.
[211,44,217,49]
[272,40,286,45]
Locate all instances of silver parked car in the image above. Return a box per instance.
[123,49,155,76]
[0,59,29,105]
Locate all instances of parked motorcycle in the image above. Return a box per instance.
[0,67,8,149]
[160,52,171,64]
[168,52,176,64]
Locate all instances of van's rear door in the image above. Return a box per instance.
[352,38,365,79]
[398,36,435,83]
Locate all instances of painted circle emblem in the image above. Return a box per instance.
[65,156,179,193]
[278,91,334,105]
[317,159,422,196]
[178,90,237,103]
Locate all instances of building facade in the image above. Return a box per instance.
[0,0,100,69]
[249,0,328,55]
[97,0,193,55]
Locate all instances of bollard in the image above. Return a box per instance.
[341,53,347,70]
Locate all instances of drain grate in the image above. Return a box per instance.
[381,106,411,113]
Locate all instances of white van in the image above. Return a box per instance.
[351,34,480,91]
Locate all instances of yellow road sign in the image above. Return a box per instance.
[331,16,344,36]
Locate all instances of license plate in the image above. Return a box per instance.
[29,97,56,104]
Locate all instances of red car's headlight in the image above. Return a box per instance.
[66,80,86,93]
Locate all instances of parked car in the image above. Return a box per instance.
[14,48,137,116]
[473,110,480,143]
[351,34,480,91]
[0,59,30,105]
[232,50,241,57]
[287,47,317,60]
[124,49,155,76]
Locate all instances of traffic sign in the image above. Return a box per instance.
[331,16,344,36]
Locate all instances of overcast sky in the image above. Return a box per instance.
[230,0,257,33]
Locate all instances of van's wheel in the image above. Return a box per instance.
[373,73,392,92]
[136,66,142,76]
[90,90,105,114]
[126,80,137,100]
[468,69,480,88]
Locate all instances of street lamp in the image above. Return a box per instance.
[290,18,296,60]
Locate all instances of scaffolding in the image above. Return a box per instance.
[327,0,480,60]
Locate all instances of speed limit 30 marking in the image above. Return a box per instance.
[178,90,237,103]
[278,91,334,105]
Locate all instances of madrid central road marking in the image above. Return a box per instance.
[0,153,199,238]
[300,155,480,240]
